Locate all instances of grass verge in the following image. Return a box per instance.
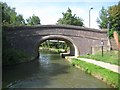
[70,58,119,88]
[79,50,119,66]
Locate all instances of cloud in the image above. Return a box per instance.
[14,5,63,24]
[13,3,99,28]
[15,5,86,24]
[3,0,117,29]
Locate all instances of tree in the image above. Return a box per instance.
[108,2,120,32]
[15,14,25,26]
[1,2,26,26]
[26,14,41,26]
[1,2,16,25]
[96,7,109,29]
[57,8,84,26]
[107,2,120,37]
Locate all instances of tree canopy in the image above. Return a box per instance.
[57,8,84,26]
[1,2,41,26]
[96,2,120,38]
[1,2,25,26]
[108,2,120,32]
[108,2,120,37]
[96,7,108,29]
[26,14,41,26]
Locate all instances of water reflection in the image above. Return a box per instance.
[2,52,111,88]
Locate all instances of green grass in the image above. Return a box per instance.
[71,58,119,88]
[79,50,119,66]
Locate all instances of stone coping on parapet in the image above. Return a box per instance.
[2,25,107,33]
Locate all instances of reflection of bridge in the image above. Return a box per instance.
[4,25,108,60]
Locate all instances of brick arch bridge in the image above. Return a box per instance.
[36,35,79,57]
[3,25,109,61]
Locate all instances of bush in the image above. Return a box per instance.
[108,29,114,38]
[2,48,28,65]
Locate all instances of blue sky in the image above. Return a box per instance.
[1,0,119,29]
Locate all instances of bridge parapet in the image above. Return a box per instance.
[3,25,107,40]
[3,25,109,65]
[3,25,107,32]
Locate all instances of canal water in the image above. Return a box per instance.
[2,52,111,88]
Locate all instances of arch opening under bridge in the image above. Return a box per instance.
[35,35,80,58]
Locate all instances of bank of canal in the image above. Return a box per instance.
[3,52,112,88]
[65,57,119,88]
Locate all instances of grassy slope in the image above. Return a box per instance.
[71,58,119,88]
[79,50,119,66]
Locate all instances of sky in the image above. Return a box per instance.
[1,0,119,29]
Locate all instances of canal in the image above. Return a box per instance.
[2,52,111,88]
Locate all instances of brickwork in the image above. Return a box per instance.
[3,25,108,61]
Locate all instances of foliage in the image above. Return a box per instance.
[96,7,109,29]
[1,2,25,26]
[15,14,25,25]
[2,31,28,65]
[57,8,84,26]
[108,2,120,38]
[80,50,119,66]
[2,48,28,65]
[40,40,69,51]
[108,2,120,32]
[26,14,41,26]
[118,34,120,42]
[71,58,119,88]
[1,2,41,26]
[108,28,114,38]
[97,2,120,38]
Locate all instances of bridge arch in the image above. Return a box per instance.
[35,35,80,57]
[3,25,108,64]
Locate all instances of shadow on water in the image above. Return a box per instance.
[2,54,70,88]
